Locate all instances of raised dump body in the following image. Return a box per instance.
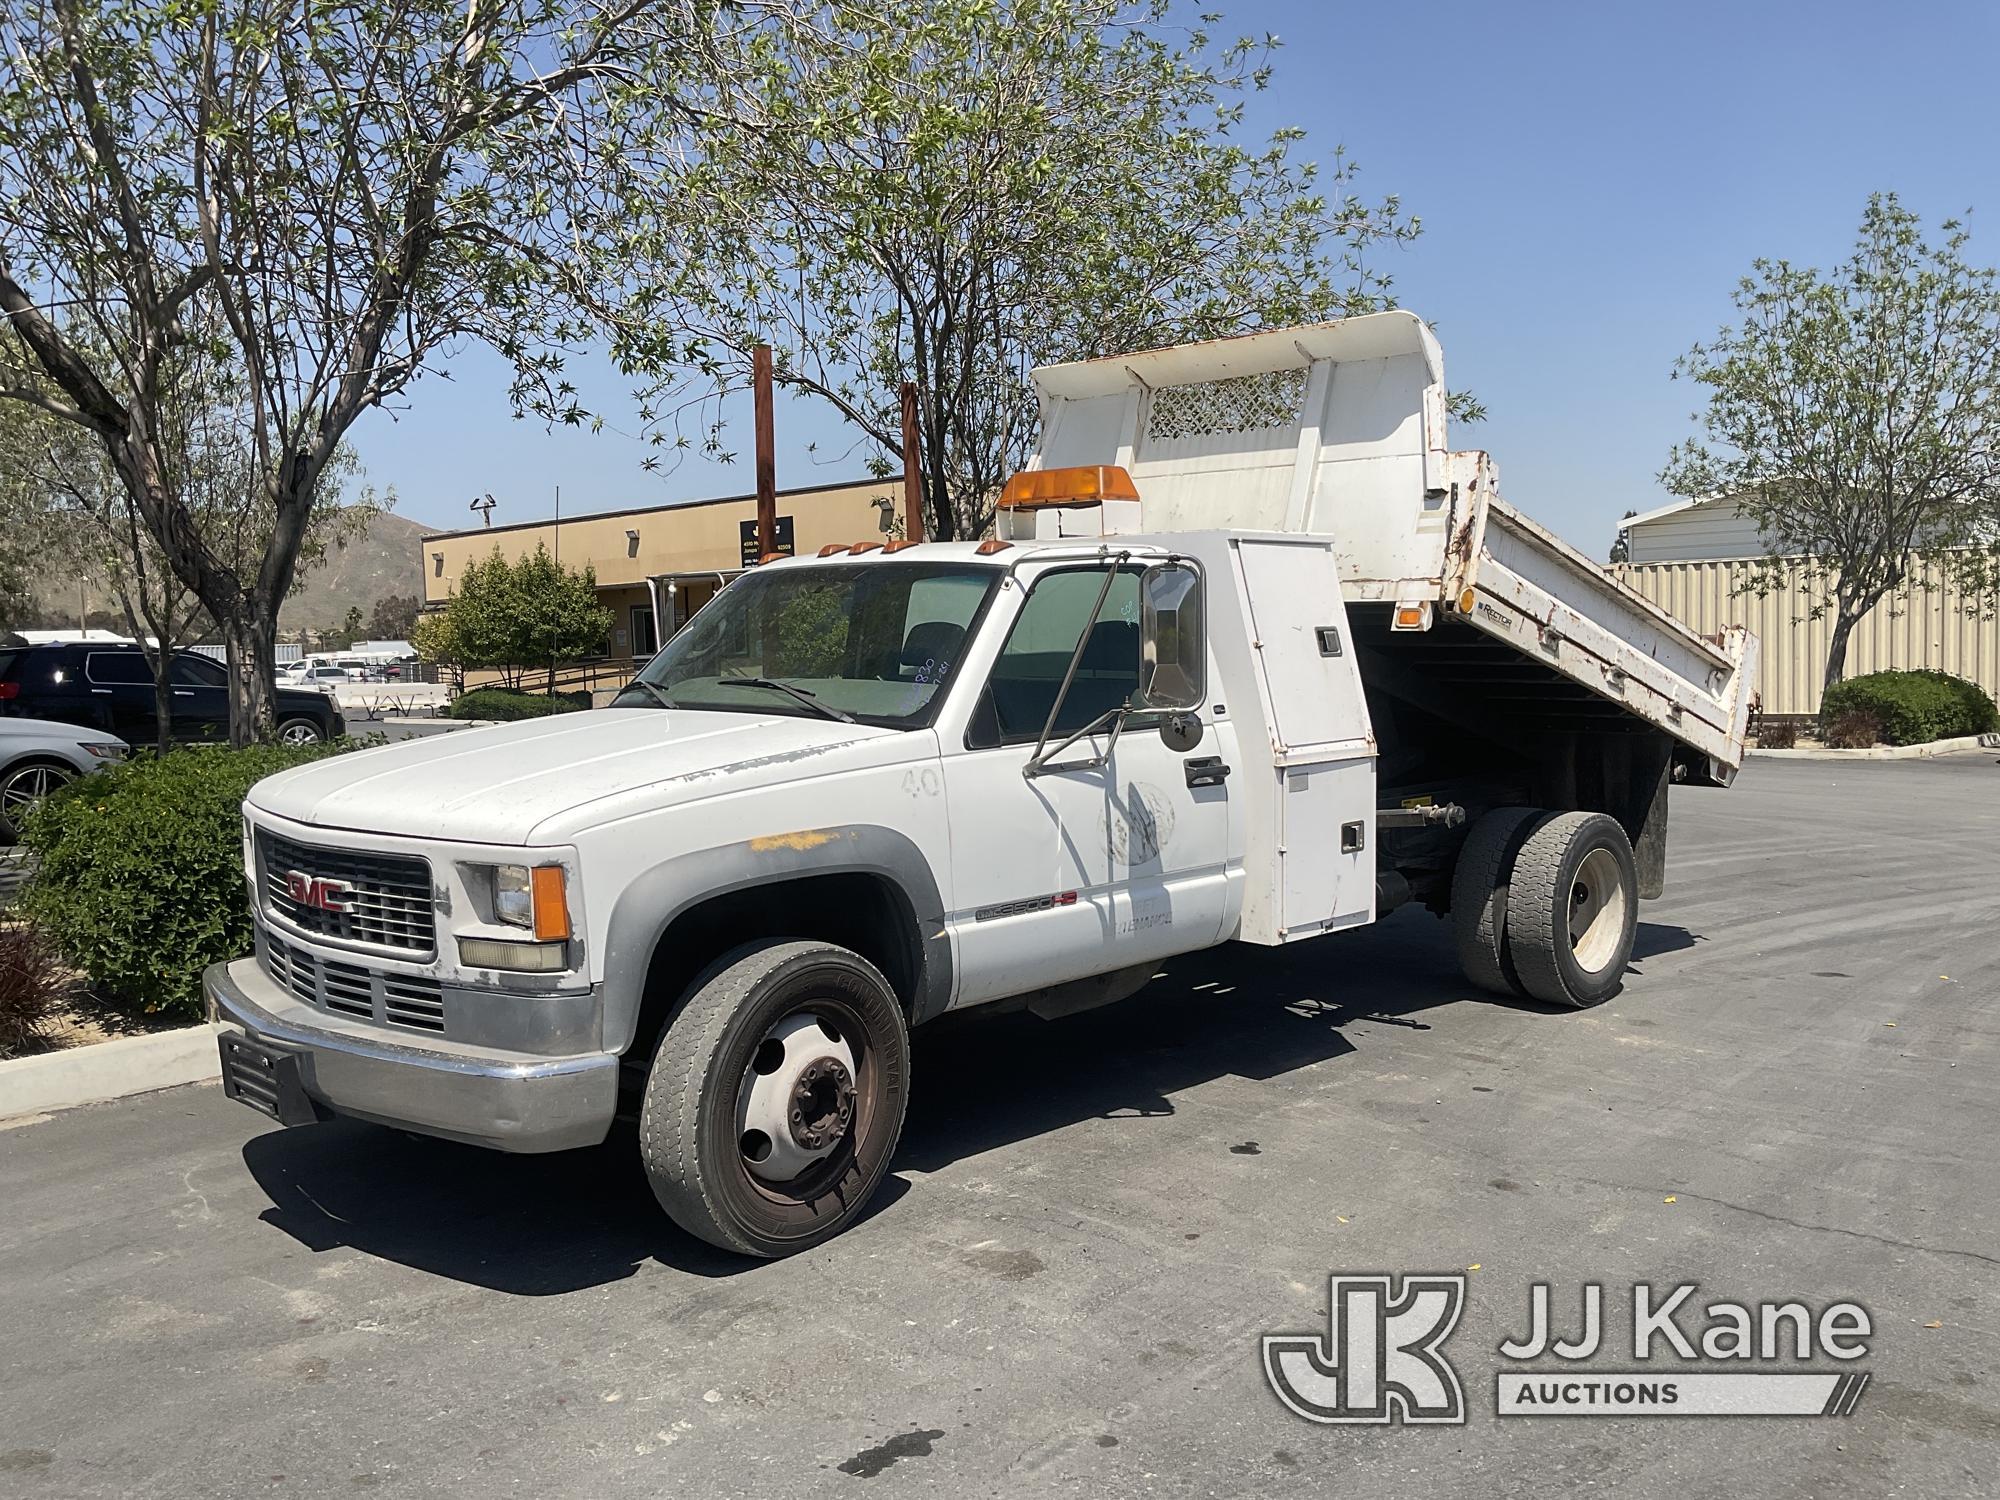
[1017,312,1758,784]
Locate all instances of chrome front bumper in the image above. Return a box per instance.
[205,956,618,1153]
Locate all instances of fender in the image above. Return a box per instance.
[597,823,953,1054]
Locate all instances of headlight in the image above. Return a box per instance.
[81,742,127,760]
[491,864,534,928]
[472,862,571,941]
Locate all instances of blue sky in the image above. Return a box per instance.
[354,0,2000,559]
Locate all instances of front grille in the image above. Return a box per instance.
[258,831,435,956]
[259,932,447,1034]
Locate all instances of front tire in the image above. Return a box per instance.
[0,759,76,825]
[277,717,324,746]
[640,940,910,1258]
[1505,812,1638,1008]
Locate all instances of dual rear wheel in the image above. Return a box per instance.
[1452,807,1638,1007]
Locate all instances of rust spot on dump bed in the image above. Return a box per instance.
[748,828,844,853]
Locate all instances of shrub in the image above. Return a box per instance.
[1756,717,1798,749]
[19,742,345,1020]
[448,686,592,721]
[1822,708,1883,749]
[0,925,66,1058]
[1819,669,2000,746]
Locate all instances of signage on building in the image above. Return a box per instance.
[740,515,796,567]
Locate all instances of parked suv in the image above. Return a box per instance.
[0,644,345,745]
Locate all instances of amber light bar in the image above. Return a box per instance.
[998,464,1140,510]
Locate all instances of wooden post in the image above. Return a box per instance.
[900,381,924,542]
[753,344,777,560]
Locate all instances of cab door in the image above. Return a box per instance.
[941,560,1237,1009]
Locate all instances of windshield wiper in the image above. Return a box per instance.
[714,677,856,724]
[613,679,675,710]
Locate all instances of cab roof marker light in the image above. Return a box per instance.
[817,543,848,557]
[976,539,1012,555]
[882,539,919,553]
[849,541,882,555]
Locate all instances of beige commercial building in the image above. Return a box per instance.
[1613,495,2000,716]
[419,476,905,658]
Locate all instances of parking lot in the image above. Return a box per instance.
[1,754,1995,1499]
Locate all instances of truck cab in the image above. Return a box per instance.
[209,312,1755,1258]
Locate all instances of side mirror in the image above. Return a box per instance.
[1139,562,1203,711]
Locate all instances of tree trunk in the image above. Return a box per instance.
[222,604,278,747]
[151,661,174,755]
[1822,611,1860,691]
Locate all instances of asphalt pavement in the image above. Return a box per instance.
[1,755,1995,1498]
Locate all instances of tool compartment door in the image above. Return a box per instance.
[1230,537,1377,940]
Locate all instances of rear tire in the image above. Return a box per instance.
[1451,806,1540,997]
[639,940,910,1258]
[1505,812,1638,1008]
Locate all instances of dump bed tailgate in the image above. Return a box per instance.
[1449,481,1757,782]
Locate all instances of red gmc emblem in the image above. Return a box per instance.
[284,869,353,913]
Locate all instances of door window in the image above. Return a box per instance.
[169,654,226,686]
[976,568,1142,745]
[85,652,152,685]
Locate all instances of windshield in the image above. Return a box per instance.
[622,562,998,728]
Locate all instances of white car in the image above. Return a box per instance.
[0,717,129,834]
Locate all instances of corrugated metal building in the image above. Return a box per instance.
[1613,496,2000,715]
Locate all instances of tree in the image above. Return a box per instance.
[1,347,372,746]
[1663,194,2000,688]
[436,545,612,688]
[0,0,758,743]
[661,0,1424,540]
[368,593,421,642]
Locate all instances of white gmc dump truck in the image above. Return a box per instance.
[209,312,1757,1257]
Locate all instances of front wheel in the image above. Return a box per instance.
[0,760,76,825]
[277,717,324,746]
[640,940,910,1257]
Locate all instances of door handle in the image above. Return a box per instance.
[173,690,194,697]
[1185,756,1231,789]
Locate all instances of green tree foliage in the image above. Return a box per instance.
[437,545,613,687]
[0,0,748,742]
[1663,194,2000,687]
[661,0,1424,539]
[368,593,421,641]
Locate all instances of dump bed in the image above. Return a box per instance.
[1025,312,1758,781]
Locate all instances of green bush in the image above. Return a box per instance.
[448,687,593,721]
[1819,669,2000,747]
[19,742,345,1020]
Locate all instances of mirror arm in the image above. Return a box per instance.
[1023,551,1130,773]
[1024,702,1129,778]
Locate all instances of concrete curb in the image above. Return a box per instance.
[374,715,488,728]
[1749,732,2000,762]
[0,1023,221,1122]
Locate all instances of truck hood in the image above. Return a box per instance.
[246,708,909,844]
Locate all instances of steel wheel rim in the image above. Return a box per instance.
[1569,847,1627,974]
[0,765,70,814]
[736,1004,865,1196]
